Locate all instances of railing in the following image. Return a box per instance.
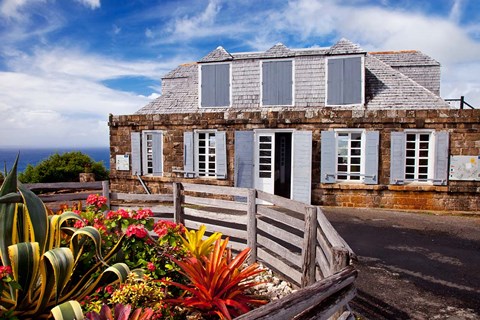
[445,96,476,109]
[26,181,357,319]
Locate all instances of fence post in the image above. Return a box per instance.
[247,188,257,264]
[173,182,184,225]
[331,247,350,274]
[301,206,317,287]
[101,180,110,209]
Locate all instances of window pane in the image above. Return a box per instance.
[260,172,271,178]
[420,134,430,141]
[338,165,347,172]
[260,136,272,142]
[419,150,429,157]
[351,133,361,140]
[260,165,271,171]
[351,141,361,148]
[260,150,271,157]
[406,158,415,166]
[419,167,428,174]
[406,134,416,141]
[351,165,360,173]
[351,157,361,165]
[351,149,361,156]
[419,142,429,149]
[406,166,415,173]
[406,150,415,157]
[260,158,271,164]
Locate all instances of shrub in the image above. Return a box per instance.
[18,151,108,183]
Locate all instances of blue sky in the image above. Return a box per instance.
[1,0,480,147]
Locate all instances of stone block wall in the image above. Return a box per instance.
[108,109,480,212]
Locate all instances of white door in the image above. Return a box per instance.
[255,133,275,195]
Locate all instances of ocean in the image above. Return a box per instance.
[0,147,110,174]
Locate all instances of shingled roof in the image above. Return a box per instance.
[136,38,449,115]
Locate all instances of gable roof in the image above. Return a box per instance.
[136,38,449,115]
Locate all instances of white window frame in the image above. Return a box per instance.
[404,129,435,183]
[260,59,295,107]
[141,130,163,176]
[334,129,366,183]
[194,130,218,178]
[325,54,365,106]
[198,62,232,108]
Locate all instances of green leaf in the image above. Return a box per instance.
[8,242,41,305]
[18,184,49,255]
[50,300,84,320]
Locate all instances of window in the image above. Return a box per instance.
[262,60,293,105]
[183,131,227,179]
[337,131,363,181]
[197,131,216,177]
[130,131,163,176]
[200,63,230,107]
[390,131,449,185]
[405,132,432,181]
[321,130,378,184]
[326,56,364,105]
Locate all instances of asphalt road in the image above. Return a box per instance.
[322,207,480,320]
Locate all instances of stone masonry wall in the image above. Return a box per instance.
[109,109,480,212]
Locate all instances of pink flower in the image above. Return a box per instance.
[96,196,107,207]
[147,262,156,272]
[133,209,153,220]
[74,220,86,229]
[105,285,114,294]
[86,194,98,206]
[125,224,148,239]
[118,209,130,219]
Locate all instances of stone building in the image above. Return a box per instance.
[109,39,480,212]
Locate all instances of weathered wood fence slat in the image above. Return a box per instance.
[25,180,356,319]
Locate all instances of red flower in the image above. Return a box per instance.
[86,194,98,206]
[147,262,156,272]
[133,208,153,220]
[105,285,114,294]
[125,224,148,239]
[74,220,86,229]
[118,209,130,218]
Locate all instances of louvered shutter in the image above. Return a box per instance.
[364,131,379,184]
[320,131,337,183]
[152,132,163,176]
[327,59,343,105]
[184,132,195,178]
[292,131,312,204]
[215,64,230,106]
[234,131,254,188]
[390,132,406,184]
[131,132,141,175]
[215,131,227,179]
[344,57,362,104]
[262,61,292,105]
[433,131,449,186]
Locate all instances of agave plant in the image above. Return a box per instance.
[180,224,222,259]
[166,237,268,320]
[0,157,129,319]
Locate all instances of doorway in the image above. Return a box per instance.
[255,131,292,199]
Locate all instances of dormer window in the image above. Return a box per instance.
[262,60,293,106]
[326,56,364,105]
[200,63,230,107]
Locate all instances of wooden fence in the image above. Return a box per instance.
[24,181,108,211]
[26,181,357,319]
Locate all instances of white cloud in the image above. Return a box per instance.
[112,24,121,35]
[145,28,153,39]
[75,0,100,10]
[0,0,29,20]
[0,47,190,147]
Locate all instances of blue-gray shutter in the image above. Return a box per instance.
[344,57,362,104]
[390,132,406,184]
[433,131,449,186]
[364,131,379,184]
[152,132,163,176]
[327,59,343,105]
[201,64,229,107]
[215,64,230,106]
[320,131,337,183]
[201,65,215,107]
[292,131,312,204]
[262,61,292,105]
[131,132,141,175]
[184,132,194,178]
[234,131,254,188]
[215,131,227,179]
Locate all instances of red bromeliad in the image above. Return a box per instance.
[165,238,268,320]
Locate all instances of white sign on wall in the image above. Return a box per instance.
[116,155,130,171]
[449,156,480,181]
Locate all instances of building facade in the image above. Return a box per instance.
[109,39,480,212]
